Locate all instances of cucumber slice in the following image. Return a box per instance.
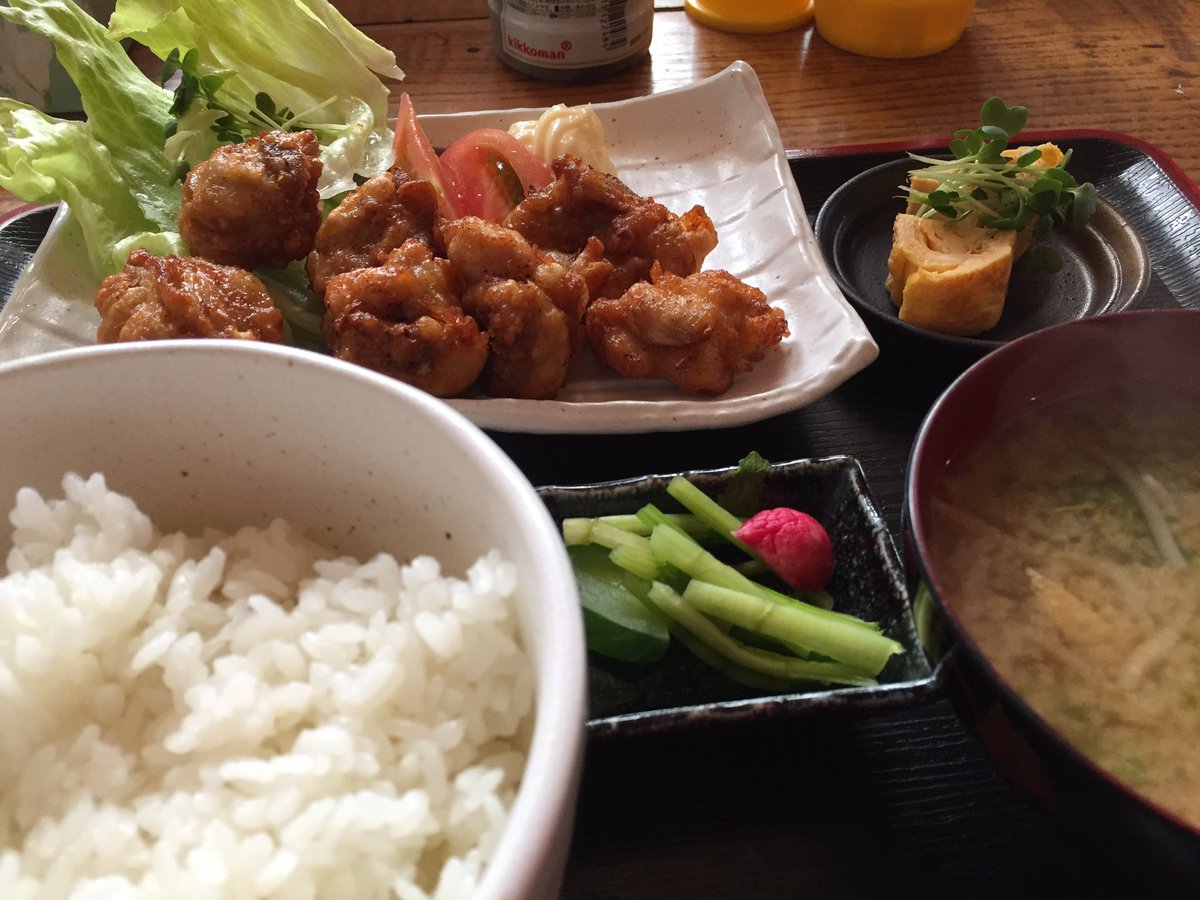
[568,544,669,663]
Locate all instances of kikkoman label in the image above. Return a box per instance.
[492,0,652,72]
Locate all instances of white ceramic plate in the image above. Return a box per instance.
[0,61,877,433]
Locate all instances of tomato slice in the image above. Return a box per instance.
[438,128,554,221]
[392,92,458,219]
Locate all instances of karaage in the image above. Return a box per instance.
[503,156,718,299]
[306,168,440,297]
[585,266,788,394]
[439,215,590,353]
[179,129,323,270]
[459,277,573,400]
[94,249,284,343]
[322,240,487,397]
[439,216,584,397]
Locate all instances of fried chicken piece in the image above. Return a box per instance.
[179,129,323,271]
[438,215,590,357]
[552,236,613,308]
[94,249,284,343]
[585,266,789,395]
[322,240,487,397]
[437,215,547,282]
[460,278,573,400]
[503,155,718,299]
[306,168,440,297]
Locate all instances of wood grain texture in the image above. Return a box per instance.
[364,0,1200,183]
[333,0,677,21]
[331,0,487,26]
[2,0,1195,218]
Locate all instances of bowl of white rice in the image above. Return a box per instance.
[0,340,587,900]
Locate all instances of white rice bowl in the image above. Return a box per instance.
[0,343,588,900]
[0,472,535,899]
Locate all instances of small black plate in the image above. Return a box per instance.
[814,157,1152,353]
[538,455,936,739]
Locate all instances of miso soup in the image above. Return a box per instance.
[929,392,1200,825]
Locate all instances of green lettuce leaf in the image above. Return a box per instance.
[109,0,402,197]
[0,101,184,274]
[0,0,401,279]
[0,0,179,235]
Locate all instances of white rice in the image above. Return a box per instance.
[0,473,534,899]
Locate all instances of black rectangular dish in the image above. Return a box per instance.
[539,456,935,738]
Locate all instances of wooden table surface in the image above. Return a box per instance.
[2,3,1198,898]
[2,0,1196,212]
[365,0,1200,183]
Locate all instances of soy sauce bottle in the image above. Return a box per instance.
[488,0,653,82]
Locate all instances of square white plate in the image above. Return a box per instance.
[0,61,877,433]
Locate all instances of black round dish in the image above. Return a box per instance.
[904,309,1200,895]
[815,157,1152,353]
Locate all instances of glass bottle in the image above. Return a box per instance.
[488,0,653,82]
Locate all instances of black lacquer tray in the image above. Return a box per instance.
[2,132,1198,899]
[500,133,1200,900]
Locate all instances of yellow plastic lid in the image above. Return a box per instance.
[685,0,814,33]
[813,0,974,58]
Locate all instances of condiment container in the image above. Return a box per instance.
[684,0,813,33]
[813,0,974,58]
[489,0,653,82]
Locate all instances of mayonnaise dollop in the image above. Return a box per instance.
[507,103,618,175]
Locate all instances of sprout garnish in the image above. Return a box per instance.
[904,97,1098,271]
